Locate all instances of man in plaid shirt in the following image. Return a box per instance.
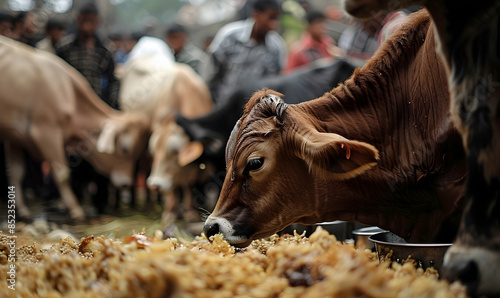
[56,2,119,214]
[57,2,119,109]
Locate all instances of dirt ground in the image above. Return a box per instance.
[0,186,204,248]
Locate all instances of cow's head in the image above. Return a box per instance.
[146,117,205,192]
[93,112,150,187]
[203,89,379,247]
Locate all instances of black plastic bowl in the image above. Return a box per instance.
[368,232,453,272]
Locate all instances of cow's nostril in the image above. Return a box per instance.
[456,260,479,294]
[443,260,479,295]
[204,222,220,239]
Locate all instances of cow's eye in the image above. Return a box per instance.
[243,158,264,176]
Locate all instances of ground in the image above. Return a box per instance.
[0,183,204,247]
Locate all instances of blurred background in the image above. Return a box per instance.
[0,0,384,245]
[0,0,349,48]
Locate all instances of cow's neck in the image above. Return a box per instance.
[297,20,449,175]
[68,72,120,145]
[292,19,463,242]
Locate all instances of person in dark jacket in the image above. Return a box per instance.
[57,2,119,109]
[56,2,120,215]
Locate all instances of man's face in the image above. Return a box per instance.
[23,12,37,35]
[124,38,137,53]
[253,8,280,35]
[308,19,326,40]
[77,13,99,38]
[166,32,186,54]
[0,21,12,37]
[49,28,66,43]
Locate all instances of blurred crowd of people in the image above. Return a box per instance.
[0,0,416,219]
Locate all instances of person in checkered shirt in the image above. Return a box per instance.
[56,2,120,215]
[57,2,119,110]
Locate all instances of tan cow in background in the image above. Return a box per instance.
[0,36,150,222]
[119,54,213,225]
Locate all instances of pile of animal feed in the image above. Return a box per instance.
[0,227,466,297]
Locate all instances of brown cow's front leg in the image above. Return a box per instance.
[49,161,85,221]
[32,132,86,222]
[4,142,31,221]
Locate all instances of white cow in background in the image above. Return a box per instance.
[119,39,213,225]
[0,36,150,222]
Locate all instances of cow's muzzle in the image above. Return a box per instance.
[442,245,500,295]
[203,216,251,247]
[146,176,173,193]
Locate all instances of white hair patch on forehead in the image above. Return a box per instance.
[261,94,282,104]
[167,133,187,151]
[261,94,283,104]
[260,93,288,120]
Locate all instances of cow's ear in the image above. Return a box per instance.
[178,141,204,166]
[97,121,118,154]
[298,132,379,179]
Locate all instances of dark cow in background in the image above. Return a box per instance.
[343,0,500,295]
[204,11,466,248]
[174,59,356,209]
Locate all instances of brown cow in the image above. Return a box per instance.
[204,11,466,248]
[0,36,149,221]
[343,1,500,295]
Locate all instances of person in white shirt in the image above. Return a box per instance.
[202,0,288,104]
